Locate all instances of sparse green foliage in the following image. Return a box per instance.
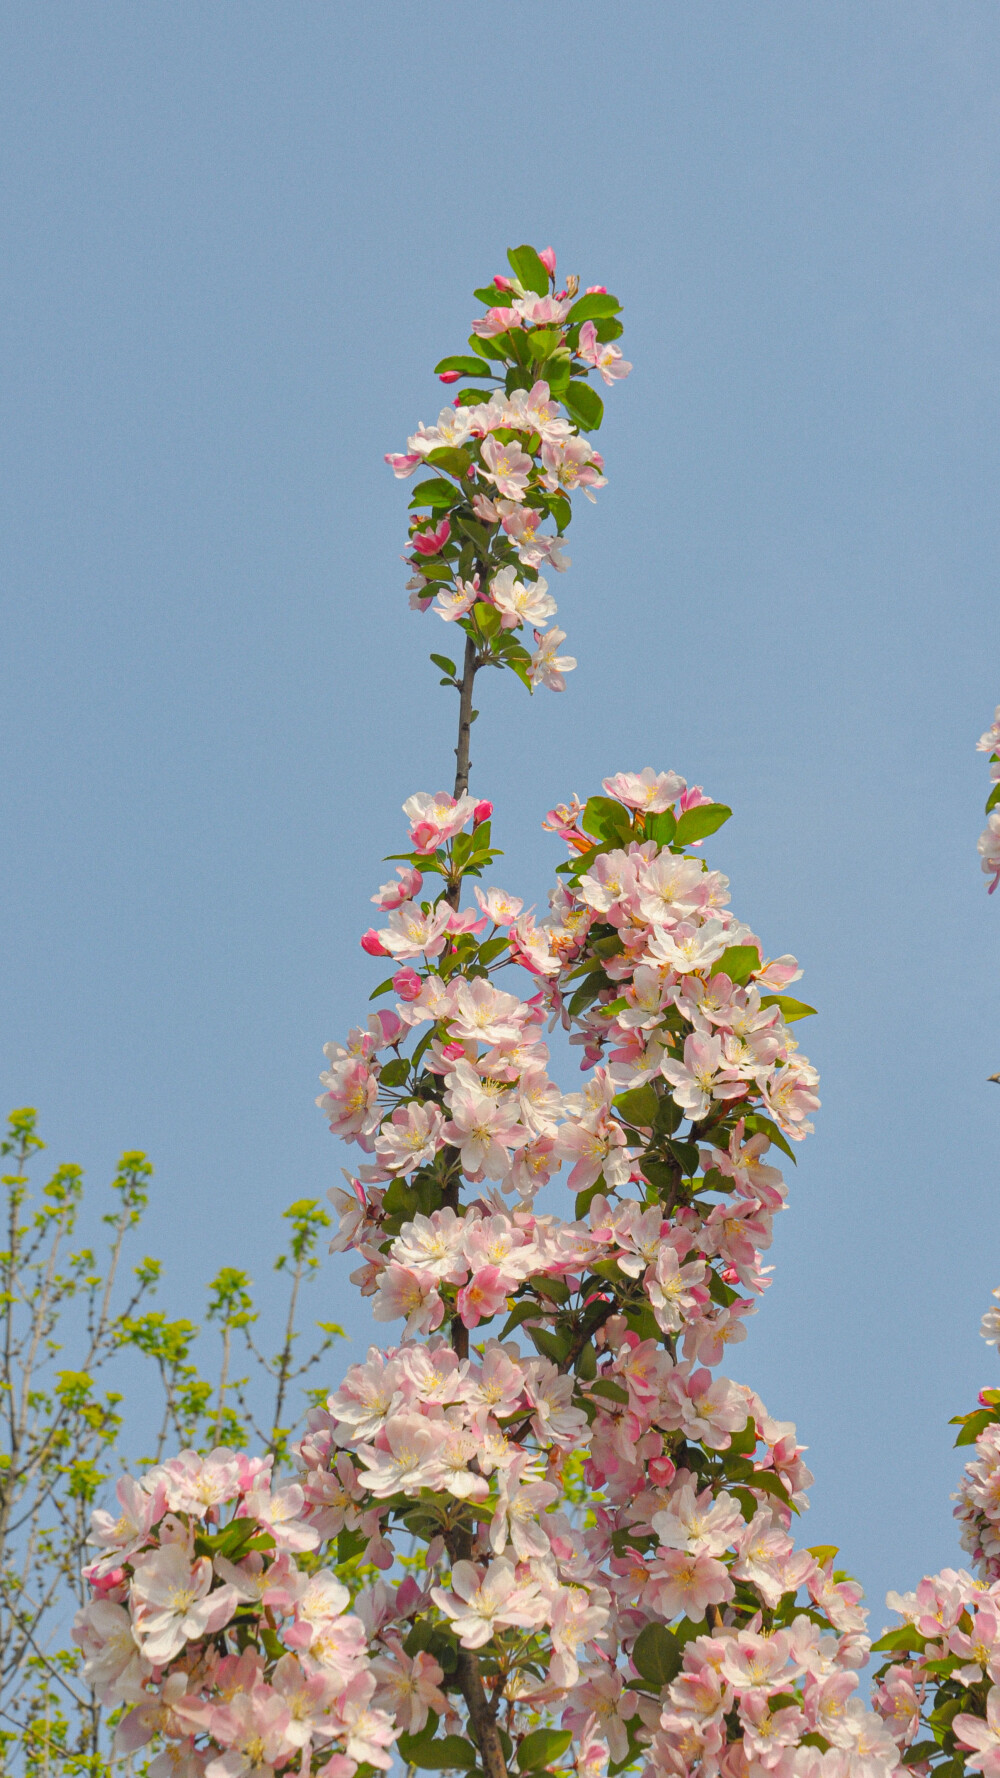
[0,1108,343,1773]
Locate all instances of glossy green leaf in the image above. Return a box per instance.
[632,1622,683,1688]
[614,1085,659,1128]
[954,1407,998,1445]
[398,1732,478,1771]
[517,1729,573,1771]
[430,653,457,677]
[425,446,470,476]
[646,808,677,846]
[410,478,461,511]
[507,244,550,296]
[759,994,817,1022]
[434,355,496,377]
[567,293,622,323]
[563,378,604,432]
[714,944,761,985]
[674,802,732,845]
[379,1057,409,1088]
[582,794,632,841]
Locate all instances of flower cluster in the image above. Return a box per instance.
[864,1293,1000,1778]
[976,706,1000,893]
[385,243,631,696]
[72,1451,394,1778]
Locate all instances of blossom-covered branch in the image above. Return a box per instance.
[977,706,1000,895]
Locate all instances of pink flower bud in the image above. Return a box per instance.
[539,246,557,278]
[410,822,439,855]
[438,370,461,383]
[679,784,711,813]
[361,929,389,957]
[494,273,512,291]
[392,967,422,1002]
[648,1456,677,1488]
[473,800,493,827]
[585,284,607,295]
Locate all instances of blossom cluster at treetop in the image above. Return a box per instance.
[73,244,998,1778]
[385,241,630,703]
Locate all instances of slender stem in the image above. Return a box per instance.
[453,635,478,799]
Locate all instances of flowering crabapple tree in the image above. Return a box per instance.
[75,243,988,1778]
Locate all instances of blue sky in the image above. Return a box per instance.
[3,2,999,1630]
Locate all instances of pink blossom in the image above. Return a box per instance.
[402,790,478,850]
[602,767,686,813]
[471,305,523,337]
[411,516,451,556]
[430,1557,546,1648]
[456,1265,509,1328]
[480,435,534,501]
[578,319,633,384]
[372,1263,444,1336]
[529,627,577,691]
[130,1544,238,1664]
[385,451,421,478]
[374,1102,446,1174]
[643,1548,733,1619]
[371,866,423,910]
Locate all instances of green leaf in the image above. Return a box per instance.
[727,1415,758,1456]
[902,1744,944,1767]
[430,653,457,678]
[613,1085,659,1128]
[474,284,506,304]
[576,1340,597,1379]
[498,1300,543,1339]
[759,994,817,1023]
[368,976,396,1001]
[632,1622,683,1688]
[870,1625,929,1654]
[563,379,605,432]
[409,478,460,512]
[674,803,732,845]
[582,794,632,842]
[526,327,561,362]
[714,944,761,986]
[546,493,572,531]
[529,1324,572,1364]
[425,446,471,476]
[646,808,677,846]
[517,1729,573,1771]
[337,1526,367,1564]
[379,1057,410,1088]
[588,1377,629,1404]
[435,355,496,377]
[399,1732,478,1771]
[955,1407,998,1446]
[987,782,1000,814]
[507,244,551,296]
[567,293,622,323]
[468,332,508,362]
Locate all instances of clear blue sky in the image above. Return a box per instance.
[3,3,999,1630]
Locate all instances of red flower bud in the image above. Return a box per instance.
[473,800,493,828]
[360,929,389,957]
